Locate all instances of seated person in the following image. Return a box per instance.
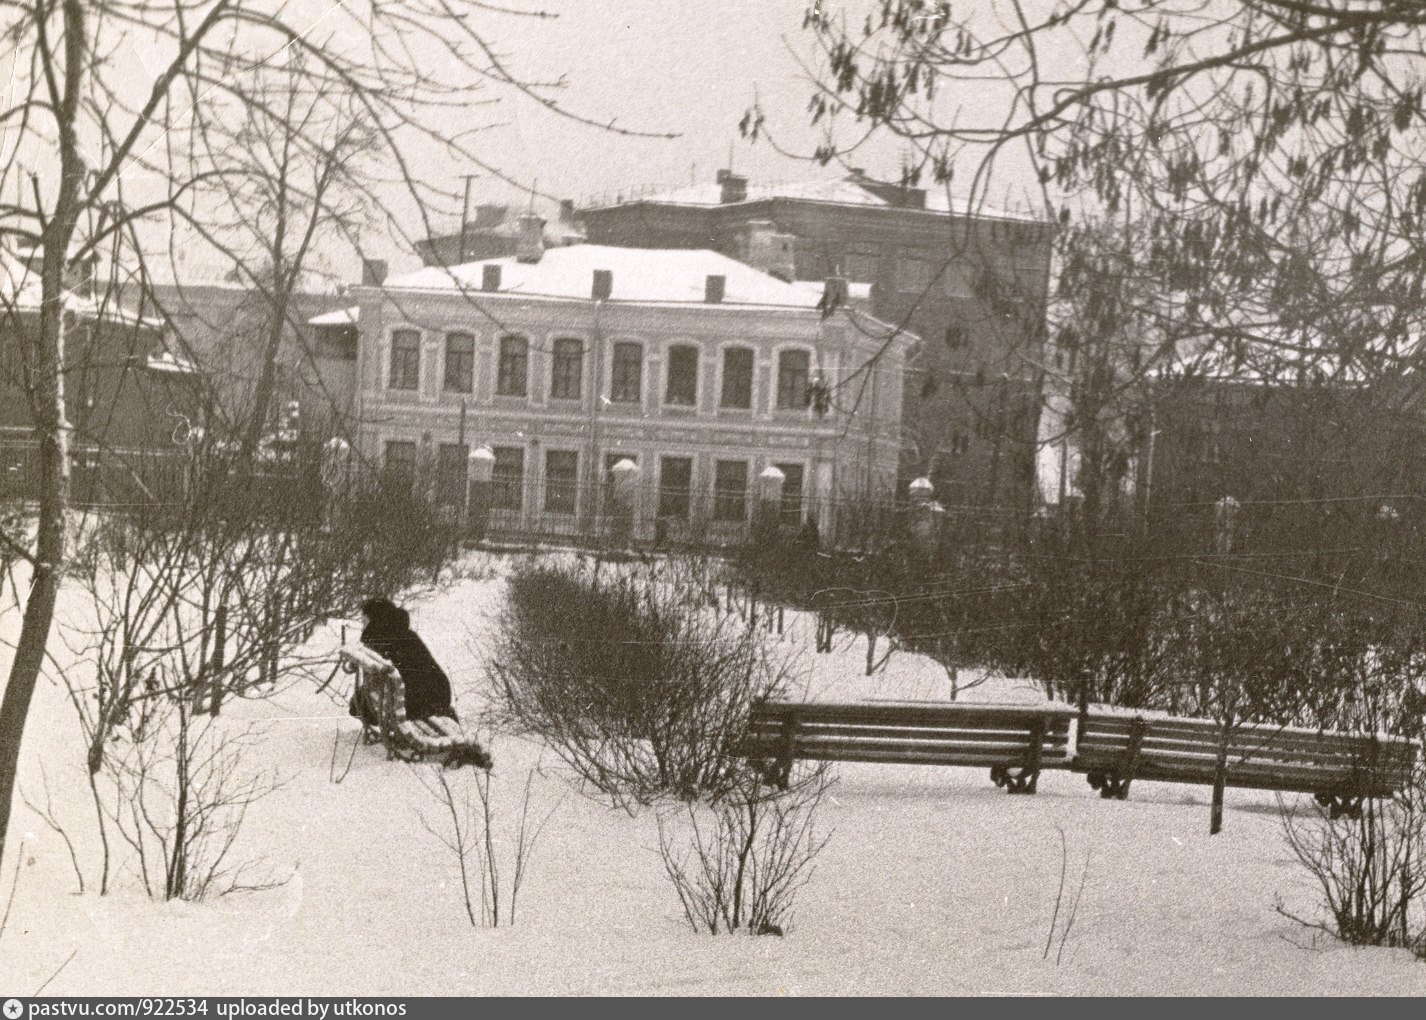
[349,596,456,725]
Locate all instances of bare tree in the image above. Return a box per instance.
[0,0,671,868]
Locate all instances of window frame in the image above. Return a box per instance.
[664,343,700,407]
[610,341,643,404]
[712,459,749,522]
[388,329,421,391]
[443,331,475,394]
[550,336,585,401]
[718,345,755,410]
[496,334,529,397]
[657,455,694,519]
[775,348,812,411]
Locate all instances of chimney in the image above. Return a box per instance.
[362,258,388,286]
[821,276,849,316]
[559,199,576,222]
[704,274,726,304]
[592,269,613,301]
[716,168,748,204]
[515,212,545,263]
[481,264,502,292]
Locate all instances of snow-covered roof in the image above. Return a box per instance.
[308,306,359,326]
[2,249,164,329]
[382,244,825,308]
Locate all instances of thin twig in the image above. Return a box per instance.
[33,948,77,995]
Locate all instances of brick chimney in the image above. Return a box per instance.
[592,269,613,301]
[516,212,545,263]
[704,274,726,304]
[361,258,388,286]
[716,168,748,204]
[481,264,502,292]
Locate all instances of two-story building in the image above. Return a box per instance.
[350,219,916,544]
[575,171,1055,523]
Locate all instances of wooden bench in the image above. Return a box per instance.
[1073,712,1418,818]
[338,644,493,770]
[737,700,1081,794]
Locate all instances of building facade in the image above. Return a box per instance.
[350,238,914,545]
[576,171,1055,522]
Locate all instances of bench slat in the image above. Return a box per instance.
[748,722,1071,747]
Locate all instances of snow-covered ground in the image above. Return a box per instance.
[2,553,1424,996]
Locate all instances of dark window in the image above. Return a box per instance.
[665,344,699,406]
[720,347,754,409]
[658,456,693,519]
[714,460,748,522]
[611,342,642,403]
[497,335,528,397]
[436,442,468,505]
[491,446,524,510]
[775,462,805,525]
[544,450,578,514]
[316,325,358,360]
[776,350,811,410]
[550,337,584,400]
[389,330,420,390]
[444,332,474,394]
[384,440,417,490]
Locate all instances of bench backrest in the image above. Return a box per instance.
[744,700,1079,766]
[1079,712,1419,787]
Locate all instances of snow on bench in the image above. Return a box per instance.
[338,644,492,771]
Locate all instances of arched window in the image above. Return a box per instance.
[776,349,811,410]
[388,330,420,390]
[665,344,699,406]
[496,335,528,396]
[443,332,474,394]
[550,337,584,400]
[720,347,754,409]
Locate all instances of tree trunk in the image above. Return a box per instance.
[0,0,87,869]
[1210,716,1232,835]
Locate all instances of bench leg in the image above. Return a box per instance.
[1315,793,1364,820]
[993,766,1039,795]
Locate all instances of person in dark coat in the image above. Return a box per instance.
[356,597,455,721]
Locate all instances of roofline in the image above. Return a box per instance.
[579,194,1056,230]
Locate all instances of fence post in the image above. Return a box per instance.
[908,476,944,558]
[754,464,785,546]
[608,457,640,548]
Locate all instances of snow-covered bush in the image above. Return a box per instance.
[656,769,832,936]
[488,559,796,808]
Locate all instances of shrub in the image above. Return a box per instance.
[657,769,832,936]
[488,559,796,807]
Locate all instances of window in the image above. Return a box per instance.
[658,456,693,519]
[720,347,754,409]
[775,463,805,525]
[544,449,578,514]
[389,330,420,391]
[316,325,358,360]
[491,446,524,511]
[444,332,474,394]
[665,344,699,406]
[436,442,468,505]
[899,254,933,294]
[550,337,584,400]
[776,350,811,410]
[611,342,642,403]
[844,248,880,283]
[384,440,417,490]
[713,460,749,522]
[496,335,528,396]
